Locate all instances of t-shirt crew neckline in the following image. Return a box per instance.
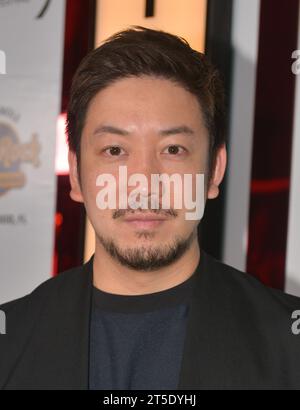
[92,258,201,314]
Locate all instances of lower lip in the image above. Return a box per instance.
[124,219,166,229]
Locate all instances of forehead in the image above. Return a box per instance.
[84,75,206,132]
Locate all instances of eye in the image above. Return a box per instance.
[163,145,187,155]
[103,146,125,156]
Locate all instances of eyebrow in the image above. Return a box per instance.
[92,124,195,137]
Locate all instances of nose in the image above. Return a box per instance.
[127,149,163,209]
[134,147,160,176]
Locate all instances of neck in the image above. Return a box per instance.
[92,234,201,296]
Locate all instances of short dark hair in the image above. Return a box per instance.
[66,25,226,180]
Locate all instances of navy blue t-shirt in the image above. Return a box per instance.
[88,270,197,390]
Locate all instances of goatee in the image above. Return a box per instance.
[97,231,195,271]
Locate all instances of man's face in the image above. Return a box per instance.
[69,75,225,271]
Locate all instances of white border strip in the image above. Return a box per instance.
[223,0,261,270]
[285,9,300,297]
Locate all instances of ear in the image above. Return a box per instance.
[207,144,227,199]
[68,150,84,203]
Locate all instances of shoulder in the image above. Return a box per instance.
[212,252,299,305]
[202,250,300,328]
[0,259,93,389]
[0,259,93,328]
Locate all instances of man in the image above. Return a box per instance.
[0,26,300,390]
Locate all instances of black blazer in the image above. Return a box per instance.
[1,249,300,390]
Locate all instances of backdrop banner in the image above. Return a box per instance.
[0,0,66,303]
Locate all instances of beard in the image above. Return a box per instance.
[96,230,196,272]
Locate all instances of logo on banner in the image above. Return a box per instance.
[0,122,41,196]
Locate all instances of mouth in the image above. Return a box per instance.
[122,213,169,229]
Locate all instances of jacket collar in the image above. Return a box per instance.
[177,248,228,389]
[45,248,228,389]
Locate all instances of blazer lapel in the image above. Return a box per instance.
[177,249,233,389]
[75,250,232,390]
[46,257,94,389]
[5,257,95,389]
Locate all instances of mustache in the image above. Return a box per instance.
[112,207,178,219]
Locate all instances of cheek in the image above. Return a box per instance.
[79,168,101,214]
[80,154,105,197]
